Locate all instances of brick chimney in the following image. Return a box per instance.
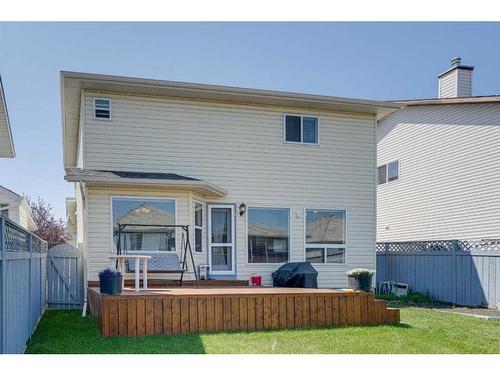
[438,57,474,98]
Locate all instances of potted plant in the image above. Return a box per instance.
[346,268,375,291]
[99,268,123,295]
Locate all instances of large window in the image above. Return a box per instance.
[284,114,319,144]
[248,207,290,263]
[378,160,399,185]
[305,209,346,264]
[112,197,176,253]
[194,201,203,253]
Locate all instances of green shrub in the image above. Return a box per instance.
[376,290,435,305]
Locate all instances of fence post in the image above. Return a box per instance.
[0,218,5,353]
[452,240,458,306]
[27,233,32,338]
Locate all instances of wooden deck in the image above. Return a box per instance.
[87,287,400,337]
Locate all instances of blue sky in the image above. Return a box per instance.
[0,22,499,219]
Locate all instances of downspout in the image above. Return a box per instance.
[79,182,88,317]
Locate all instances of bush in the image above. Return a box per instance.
[376,290,435,305]
[346,268,375,277]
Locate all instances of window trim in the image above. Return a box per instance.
[283,114,320,145]
[377,160,400,185]
[208,203,236,276]
[93,97,112,120]
[246,206,292,265]
[109,195,178,254]
[303,208,347,265]
[193,200,204,253]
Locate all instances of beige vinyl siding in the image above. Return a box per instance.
[81,92,377,287]
[377,103,500,242]
[439,70,457,98]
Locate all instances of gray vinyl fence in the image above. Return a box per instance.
[0,218,48,354]
[47,243,83,309]
[376,240,500,308]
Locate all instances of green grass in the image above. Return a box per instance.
[25,308,500,354]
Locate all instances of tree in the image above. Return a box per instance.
[27,197,71,248]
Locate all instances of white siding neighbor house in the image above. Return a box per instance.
[377,58,500,241]
[61,71,402,286]
[0,76,15,158]
[0,185,37,231]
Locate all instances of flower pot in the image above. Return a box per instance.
[99,274,123,295]
[347,274,373,292]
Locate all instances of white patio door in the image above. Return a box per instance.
[208,204,235,275]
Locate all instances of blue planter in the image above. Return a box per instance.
[99,274,123,294]
[348,275,373,292]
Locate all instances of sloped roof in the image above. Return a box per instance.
[65,168,227,197]
[114,203,175,232]
[248,222,288,239]
[306,215,344,244]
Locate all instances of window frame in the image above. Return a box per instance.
[303,208,347,265]
[377,160,400,185]
[193,200,204,253]
[110,196,177,254]
[246,206,291,265]
[283,114,320,145]
[93,97,112,120]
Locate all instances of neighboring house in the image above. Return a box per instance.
[377,58,500,241]
[0,185,37,231]
[61,71,402,286]
[0,76,15,158]
[65,197,77,244]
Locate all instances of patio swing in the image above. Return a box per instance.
[115,223,199,287]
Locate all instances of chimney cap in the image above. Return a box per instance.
[451,57,462,66]
[438,58,474,78]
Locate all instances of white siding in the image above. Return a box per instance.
[456,69,472,97]
[377,103,500,241]
[439,70,457,98]
[0,190,20,224]
[80,92,377,287]
[0,85,14,158]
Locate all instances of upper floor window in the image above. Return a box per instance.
[378,160,399,185]
[284,114,319,144]
[94,98,112,119]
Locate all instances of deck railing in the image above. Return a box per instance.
[376,239,500,307]
[0,218,48,353]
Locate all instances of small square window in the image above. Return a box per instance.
[387,161,399,182]
[94,98,111,119]
[377,165,387,185]
[284,114,319,144]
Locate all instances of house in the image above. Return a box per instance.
[61,71,402,287]
[0,185,37,231]
[377,58,500,242]
[0,76,15,158]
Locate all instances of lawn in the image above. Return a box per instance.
[25,307,500,354]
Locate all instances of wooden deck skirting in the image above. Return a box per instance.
[87,287,400,337]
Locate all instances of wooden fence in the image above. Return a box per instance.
[47,243,84,309]
[376,240,500,308]
[0,218,48,354]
